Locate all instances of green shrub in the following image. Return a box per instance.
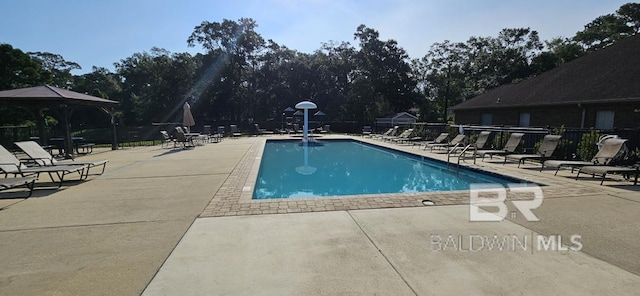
[576,129,602,161]
[492,132,510,150]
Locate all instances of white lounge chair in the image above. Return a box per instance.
[0,145,86,188]
[15,141,108,178]
[0,175,37,197]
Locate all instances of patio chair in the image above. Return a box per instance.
[320,124,330,134]
[542,138,628,175]
[419,132,449,149]
[576,165,639,185]
[0,145,86,188]
[230,125,242,137]
[426,134,466,152]
[174,127,195,148]
[476,132,524,160]
[217,126,225,141]
[201,125,212,143]
[160,130,176,148]
[202,125,220,143]
[14,141,109,178]
[504,135,562,167]
[0,175,38,198]
[362,126,372,137]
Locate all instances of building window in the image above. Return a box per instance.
[481,113,492,126]
[519,113,530,127]
[595,111,614,130]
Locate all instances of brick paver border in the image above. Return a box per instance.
[200,136,630,217]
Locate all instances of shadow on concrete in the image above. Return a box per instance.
[0,186,67,200]
[153,147,195,158]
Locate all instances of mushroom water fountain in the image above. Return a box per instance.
[294,101,317,142]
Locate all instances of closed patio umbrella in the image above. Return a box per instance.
[183,102,195,132]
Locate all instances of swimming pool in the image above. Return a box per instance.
[253,139,526,199]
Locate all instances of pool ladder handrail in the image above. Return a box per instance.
[446,143,477,170]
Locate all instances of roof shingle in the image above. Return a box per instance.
[451,34,640,110]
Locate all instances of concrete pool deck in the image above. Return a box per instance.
[0,135,638,295]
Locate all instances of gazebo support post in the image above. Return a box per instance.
[111,115,118,150]
[26,106,48,145]
[101,107,118,150]
[61,104,74,158]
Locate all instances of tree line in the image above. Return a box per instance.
[1,3,638,130]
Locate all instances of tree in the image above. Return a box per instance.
[0,44,52,128]
[347,25,418,122]
[0,44,49,90]
[420,40,467,122]
[28,52,81,88]
[544,37,585,63]
[115,48,199,125]
[574,14,634,50]
[187,18,266,121]
[574,3,640,51]
[493,28,543,83]
[618,2,640,33]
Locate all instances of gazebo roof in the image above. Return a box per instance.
[0,85,119,107]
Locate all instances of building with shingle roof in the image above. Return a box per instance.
[450,34,640,129]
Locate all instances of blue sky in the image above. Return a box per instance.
[1,0,631,74]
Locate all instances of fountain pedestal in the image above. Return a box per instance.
[294,101,318,142]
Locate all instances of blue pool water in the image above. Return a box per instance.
[253,140,525,199]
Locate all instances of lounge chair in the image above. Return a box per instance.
[0,145,86,188]
[372,127,394,140]
[389,129,419,144]
[472,131,492,150]
[419,133,449,149]
[397,129,422,144]
[450,131,491,153]
[386,128,413,142]
[504,135,562,167]
[0,175,38,197]
[380,126,400,141]
[476,133,524,160]
[426,134,466,152]
[14,141,109,178]
[254,124,274,136]
[576,165,639,185]
[542,138,628,175]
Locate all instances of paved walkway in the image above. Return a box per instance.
[0,136,638,295]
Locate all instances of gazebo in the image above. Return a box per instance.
[0,85,119,156]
